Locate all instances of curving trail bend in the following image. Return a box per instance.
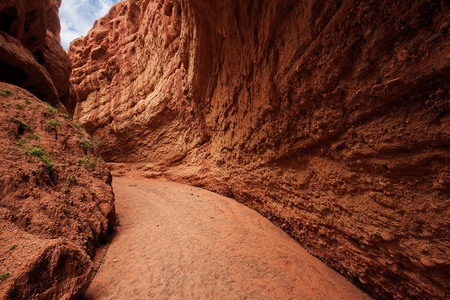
[83,177,370,299]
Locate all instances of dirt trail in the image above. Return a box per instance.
[83,177,370,299]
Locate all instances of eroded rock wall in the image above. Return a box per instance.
[69,0,208,162]
[0,0,71,107]
[69,0,450,298]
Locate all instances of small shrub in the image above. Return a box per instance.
[1,89,13,97]
[10,244,16,250]
[0,273,10,282]
[25,99,32,104]
[47,119,61,127]
[67,175,76,182]
[32,133,40,140]
[6,103,12,107]
[97,156,104,163]
[61,113,70,120]
[81,140,92,152]
[41,155,54,173]
[25,144,44,157]
[14,103,23,109]
[24,145,54,174]
[77,135,92,153]
[11,118,33,134]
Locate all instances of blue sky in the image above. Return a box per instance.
[59,0,122,49]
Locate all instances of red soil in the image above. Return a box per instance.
[0,82,115,299]
[83,177,370,299]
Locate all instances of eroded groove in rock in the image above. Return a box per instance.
[69,0,450,298]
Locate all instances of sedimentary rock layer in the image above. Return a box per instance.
[69,0,450,298]
[0,0,71,108]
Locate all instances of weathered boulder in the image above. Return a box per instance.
[69,0,450,298]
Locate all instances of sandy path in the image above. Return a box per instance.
[83,177,370,299]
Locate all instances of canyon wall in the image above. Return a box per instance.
[0,0,71,108]
[69,0,450,299]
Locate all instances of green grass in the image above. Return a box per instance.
[32,133,40,140]
[1,89,13,97]
[41,156,54,173]
[10,244,16,250]
[67,175,76,182]
[74,122,85,131]
[15,138,29,148]
[24,145,54,174]
[77,134,92,153]
[25,99,32,104]
[61,113,70,120]
[47,119,61,127]
[32,169,42,175]
[0,273,10,282]
[25,144,45,157]
[14,103,23,109]
[78,156,96,170]
[44,102,58,114]
[11,118,33,133]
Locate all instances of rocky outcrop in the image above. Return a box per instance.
[0,0,71,108]
[0,82,115,299]
[69,0,450,298]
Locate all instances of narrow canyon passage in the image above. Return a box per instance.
[83,177,370,299]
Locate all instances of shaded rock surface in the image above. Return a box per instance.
[69,0,450,299]
[0,82,115,299]
[0,0,71,108]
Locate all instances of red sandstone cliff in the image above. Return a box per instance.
[0,0,71,108]
[69,0,450,298]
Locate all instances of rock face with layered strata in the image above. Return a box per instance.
[0,0,71,107]
[69,0,450,298]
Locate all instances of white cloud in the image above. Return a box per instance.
[59,0,122,49]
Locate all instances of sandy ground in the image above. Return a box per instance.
[82,177,370,299]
